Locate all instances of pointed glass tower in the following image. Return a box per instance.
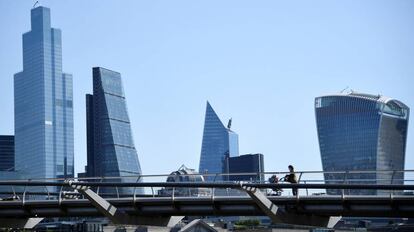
[14,6,74,179]
[199,102,239,181]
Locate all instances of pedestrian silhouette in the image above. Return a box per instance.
[283,165,298,196]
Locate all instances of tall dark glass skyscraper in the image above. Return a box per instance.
[14,6,74,179]
[199,102,239,180]
[0,136,14,171]
[315,92,409,194]
[86,67,142,194]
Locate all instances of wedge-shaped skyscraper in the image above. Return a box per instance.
[86,67,142,193]
[14,6,74,179]
[315,92,409,194]
[199,102,239,180]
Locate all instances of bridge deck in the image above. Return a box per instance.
[0,195,413,218]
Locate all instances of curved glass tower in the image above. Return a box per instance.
[87,67,142,194]
[315,92,409,194]
[199,102,239,181]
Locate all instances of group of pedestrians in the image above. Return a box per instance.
[268,165,298,196]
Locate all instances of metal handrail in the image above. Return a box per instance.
[3,169,414,182]
[133,176,141,202]
[0,181,413,190]
[3,177,410,186]
[0,170,412,200]
[96,177,104,194]
[58,185,64,205]
[115,186,120,199]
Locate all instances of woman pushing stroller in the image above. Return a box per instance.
[268,165,298,196]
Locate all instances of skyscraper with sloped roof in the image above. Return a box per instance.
[86,67,142,194]
[199,102,239,181]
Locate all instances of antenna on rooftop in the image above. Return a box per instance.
[340,86,349,94]
[227,118,232,129]
[33,1,39,8]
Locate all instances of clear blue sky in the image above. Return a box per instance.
[1,1,413,176]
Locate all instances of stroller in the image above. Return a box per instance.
[268,175,283,196]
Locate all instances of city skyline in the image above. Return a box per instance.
[0,1,413,176]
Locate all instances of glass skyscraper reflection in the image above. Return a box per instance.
[14,7,74,179]
[315,92,409,195]
[199,102,239,181]
[86,67,142,194]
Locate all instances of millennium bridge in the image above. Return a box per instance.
[0,170,413,229]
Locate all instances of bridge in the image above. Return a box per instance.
[0,170,413,229]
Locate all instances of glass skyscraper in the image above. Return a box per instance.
[14,6,74,179]
[226,154,264,182]
[0,136,14,171]
[86,67,142,194]
[315,92,409,194]
[199,102,239,181]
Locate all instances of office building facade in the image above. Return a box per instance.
[315,92,409,194]
[14,6,74,179]
[0,136,14,171]
[226,153,264,182]
[199,102,239,180]
[86,67,142,194]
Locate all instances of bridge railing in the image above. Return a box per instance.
[0,170,413,200]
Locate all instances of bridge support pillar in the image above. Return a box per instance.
[68,181,183,226]
[241,185,340,228]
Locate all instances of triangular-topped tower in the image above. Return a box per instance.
[199,102,239,180]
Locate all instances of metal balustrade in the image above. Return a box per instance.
[0,170,413,227]
[0,170,413,200]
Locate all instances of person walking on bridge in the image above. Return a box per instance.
[283,165,298,196]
